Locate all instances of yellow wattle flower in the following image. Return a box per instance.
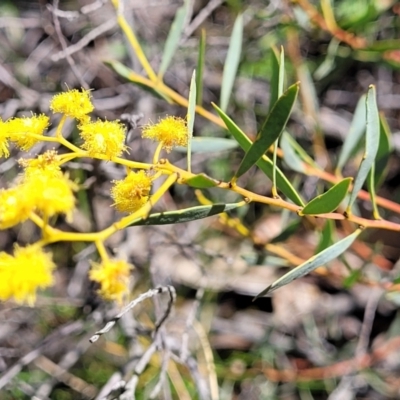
[79,119,127,159]
[89,260,132,303]
[0,245,55,305]
[142,116,187,152]
[111,170,152,213]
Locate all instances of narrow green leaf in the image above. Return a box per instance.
[373,115,392,188]
[235,82,300,179]
[196,29,206,105]
[255,229,362,298]
[213,103,304,206]
[129,202,244,227]
[280,131,305,173]
[268,47,280,113]
[187,70,196,172]
[367,163,380,219]
[184,173,220,188]
[158,0,189,78]
[366,115,392,220]
[106,60,172,103]
[315,219,334,254]
[300,177,352,215]
[347,85,380,212]
[272,47,285,198]
[343,269,362,289]
[336,94,366,173]
[220,14,243,112]
[175,137,238,153]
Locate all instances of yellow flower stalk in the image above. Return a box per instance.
[7,114,50,151]
[79,119,127,159]
[111,170,152,213]
[50,89,94,120]
[0,245,55,305]
[89,259,132,303]
[142,116,187,152]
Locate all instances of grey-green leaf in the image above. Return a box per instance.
[213,103,304,206]
[220,14,243,112]
[184,173,220,188]
[336,94,366,173]
[234,82,300,179]
[347,85,380,212]
[300,177,352,215]
[158,0,189,78]
[255,229,362,298]
[129,202,244,227]
[174,137,239,153]
[280,131,305,173]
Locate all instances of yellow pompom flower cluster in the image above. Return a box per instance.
[50,88,94,120]
[111,170,152,213]
[0,245,55,305]
[89,259,132,303]
[0,151,77,229]
[0,114,50,157]
[142,116,187,152]
[79,119,127,159]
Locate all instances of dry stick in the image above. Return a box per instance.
[182,0,223,39]
[91,286,176,399]
[51,18,117,62]
[180,284,206,362]
[193,320,219,400]
[356,289,383,357]
[149,350,171,399]
[328,289,383,400]
[49,0,89,89]
[89,286,176,343]
[34,334,95,399]
[171,353,211,400]
[0,320,84,390]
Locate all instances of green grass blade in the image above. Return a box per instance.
[373,114,392,188]
[315,219,335,254]
[268,47,280,113]
[272,47,285,197]
[220,14,243,112]
[196,29,206,105]
[158,0,189,78]
[255,229,362,298]
[234,82,300,179]
[300,177,352,215]
[213,103,304,206]
[346,85,380,213]
[129,202,245,226]
[187,70,196,172]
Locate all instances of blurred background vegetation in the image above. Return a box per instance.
[1,0,400,399]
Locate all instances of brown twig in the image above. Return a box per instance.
[259,335,400,382]
[290,0,368,49]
